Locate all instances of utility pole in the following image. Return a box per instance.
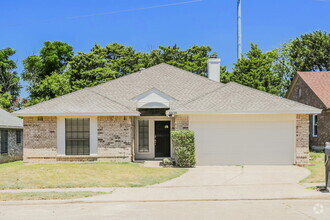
[237,0,242,59]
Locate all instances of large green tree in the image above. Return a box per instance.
[68,43,216,91]
[0,48,21,110]
[277,31,330,94]
[285,31,330,72]
[68,43,146,91]
[22,41,74,105]
[221,43,285,96]
[149,45,217,75]
[23,42,218,105]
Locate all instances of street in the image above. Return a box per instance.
[0,199,329,220]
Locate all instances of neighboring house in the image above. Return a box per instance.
[286,71,330,150]
[0,108,23,163]
[13,59,321,165]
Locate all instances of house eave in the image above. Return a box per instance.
[170,110,322,115]
[12,112,141,117]
[0,125,23,129]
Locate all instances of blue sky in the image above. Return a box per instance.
[1,0,330,98]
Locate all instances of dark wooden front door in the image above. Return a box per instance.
[154,121,171,157]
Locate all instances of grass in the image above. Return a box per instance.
[300,152,325,183]
[0,191,109,201]
[0,161,187,189]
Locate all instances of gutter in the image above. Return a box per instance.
[12,112,141,117]
[168,110,322,115]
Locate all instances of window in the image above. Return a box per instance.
[65,118,90,155]
[1,130,8,154]
[138,120,149,152]
[298,88,302,98]
[312,115,318,137]
[16,130,22,144]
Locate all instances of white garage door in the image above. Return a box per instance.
[189,114,295,165]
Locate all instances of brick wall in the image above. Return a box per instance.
[296,114,310,164]
[287,76,327,148]
[23,117,57,162]
[97,116,133,162]
[0,129,23,163]
[174,115,189,130]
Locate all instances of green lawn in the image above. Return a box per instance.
[0,161,187,189]
[0,191,109,201]
[300,152,325,183]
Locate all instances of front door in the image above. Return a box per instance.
[154,121,171,157]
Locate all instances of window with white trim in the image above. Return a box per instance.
[65,118,90,155]
[312,115,318,137]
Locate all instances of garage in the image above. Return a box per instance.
[189,114,296,165]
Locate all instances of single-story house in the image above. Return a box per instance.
[0,108,23,163]
[13,59,321,165]
[286,71,330,150]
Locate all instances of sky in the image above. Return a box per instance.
[1,0,330,98]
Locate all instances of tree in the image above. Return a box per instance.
[149,45,217,76]
[221,43,285,96]
[23,42,218,105]
[25,73,71,106]
[22,41,74,105]
[68,43,146,91]
[67,43,217,91]
[0,48,21,110]
[276,31,330,94]
[0,85,12,109]
[285,31,330,72]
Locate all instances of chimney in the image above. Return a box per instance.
[207,58,221,82]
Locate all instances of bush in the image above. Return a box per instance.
[171,130,196,167]
[162,158,173,167]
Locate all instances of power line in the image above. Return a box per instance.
[6,0,204,27]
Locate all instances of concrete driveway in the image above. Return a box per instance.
[155,165,310,187]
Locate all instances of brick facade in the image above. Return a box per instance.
[22,113,309,164]
[296,114,310,164]
[287,76,329,148]
[0,129,23,163]
[174,115,189,130]
[97,116,133,162]
[23,116,135,163]
[23,117,57,162]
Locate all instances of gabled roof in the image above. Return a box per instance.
[0,108,23,128]
[297,71,330,108]
[174,82,321,114]
[13,63,321,116]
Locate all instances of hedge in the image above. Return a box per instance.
[171,130,196,167]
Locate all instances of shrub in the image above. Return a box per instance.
[171,130,196,167]
[162,158,173,167]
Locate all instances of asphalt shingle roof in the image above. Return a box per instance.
[298,71,330,108]
[14,63,321,116]
[0,108,23,128]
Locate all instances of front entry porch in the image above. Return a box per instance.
[135,117,172,160]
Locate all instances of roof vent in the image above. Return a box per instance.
[207,58,221,83]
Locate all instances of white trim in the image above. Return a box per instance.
[312,114,318,137]
[57,116,98,156]
[13,112,140,117]
[135,116,172,160]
